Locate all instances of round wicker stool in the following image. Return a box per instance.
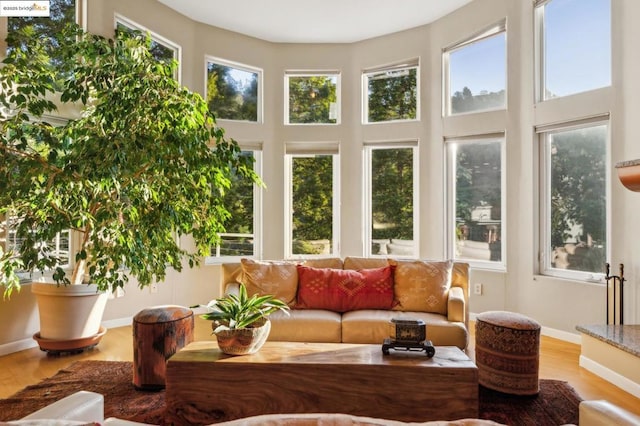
[475,310,541,395]
[133,305,194,390]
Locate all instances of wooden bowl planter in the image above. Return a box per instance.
[214,318,271,355]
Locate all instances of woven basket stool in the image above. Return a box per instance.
[475,310,541,395]
[133,305,194,390]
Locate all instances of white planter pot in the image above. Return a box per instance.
[31,282,108,340]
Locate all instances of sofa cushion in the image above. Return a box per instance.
[267,309,342,342]
[296,265,395,313]
[341,310,468,349]
[240,259,298,306]
[391,260,453,315]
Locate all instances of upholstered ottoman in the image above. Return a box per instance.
[133,305,194,390]
[475,311,541,395]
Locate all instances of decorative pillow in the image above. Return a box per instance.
[240,259,298,306]
[391,260,453,315]
[296,265,395,312]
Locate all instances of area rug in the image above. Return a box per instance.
[0,361,581,425]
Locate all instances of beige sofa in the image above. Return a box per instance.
[220,257,470,350]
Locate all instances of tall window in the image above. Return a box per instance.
[444,22,506,115]
[285,143,340,258]
[363,59,419,123]
[364,143,417,257]
[208,148,262,261]
[538,120,608,280]
[206,57,262,123]
[447,136,504,267]
[4,0,76,278]
[285,72,340,125]
[115,15,181,80]
[536,0,611,100]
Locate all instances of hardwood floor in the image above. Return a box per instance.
[1,317,639,418]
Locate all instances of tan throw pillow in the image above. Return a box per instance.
[392,260,453,314]
[240,259,298,306]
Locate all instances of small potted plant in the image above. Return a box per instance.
[200,284,289,355]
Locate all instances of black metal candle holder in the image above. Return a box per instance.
[605,263,625,325]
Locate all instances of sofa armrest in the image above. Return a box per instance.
[20,391,104,423]
[579,400,640,426]
[447,286,465,323]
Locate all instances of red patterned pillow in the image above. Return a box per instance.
[296,265,395,312]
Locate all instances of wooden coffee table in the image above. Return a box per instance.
[165,341,478,425]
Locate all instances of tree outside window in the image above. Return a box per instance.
[366,66,417,123]
[545,125,607,274]
[115,21,177,66]
[450,139,503,263]
[287,74,339,124]
[7,0,75,55]
[290,155,335,255]
[212,151,257,257]
[369,147,415,257]
[207,60,259,122]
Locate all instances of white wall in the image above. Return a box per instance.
[2,0,639,353]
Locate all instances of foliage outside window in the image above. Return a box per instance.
[286,73,339,124]
[364,61,418,123]
[286,148,339,257]
[536,0,611,100]
[540,122,608,279]
[6,0,75,55]
[115,17,180,70]
[366,145,416,257]
[206,58,261,122]
[448,137,503,266]
[445,23,506,115]
[209,150,261,259]
[3,0,74,279]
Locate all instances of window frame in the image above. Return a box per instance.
[284,142,341,259]
[442,20,507,117]
[204,56,264,124]
[363,141,419,259]
[205,145,263,264]
[445,133,506,271]
[362,58,420,125]
[114,14,182,82]
[536,117,610,282]
[284,71,341,126]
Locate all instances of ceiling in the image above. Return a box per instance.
[157,0,474,44]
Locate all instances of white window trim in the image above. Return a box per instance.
[442,20,507,117]
[536,116,610,282]
[284,70,341,126]
[204,56,264,124]
[363,140,419,259]
[362,58,420,125]
[114,14,182,83]
[445,133,506,271]
[205,145,263,264]
[284,142,340,259]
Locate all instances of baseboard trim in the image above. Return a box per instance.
[580,355,640,399]
[0,317,133,357]
[0,338,38,357]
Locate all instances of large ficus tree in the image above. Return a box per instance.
[0,24,261,298]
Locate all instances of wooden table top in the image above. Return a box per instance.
[170,340,476,370]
